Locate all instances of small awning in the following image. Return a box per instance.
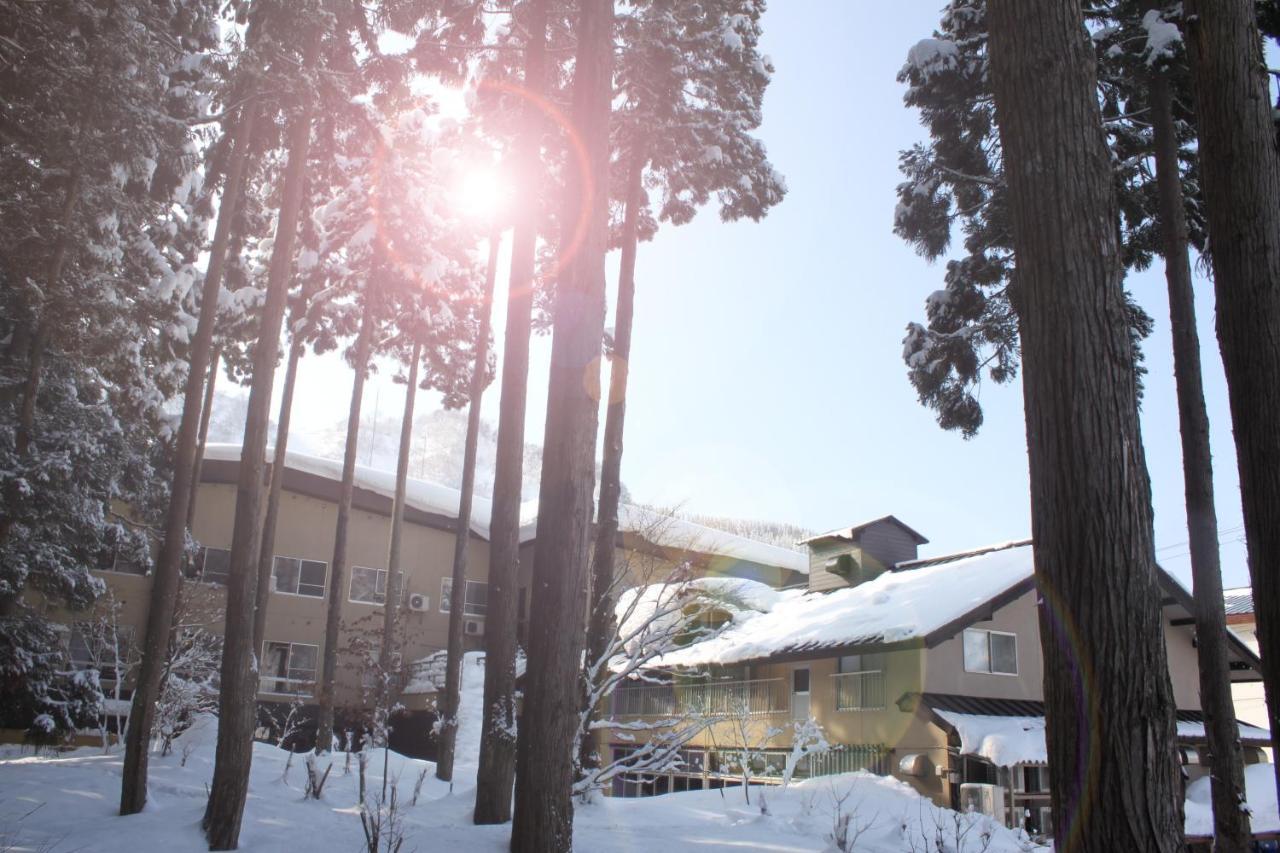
[911,692,1271,768]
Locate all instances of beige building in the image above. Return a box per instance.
[53,443,806,752]
[594,522,1269,841]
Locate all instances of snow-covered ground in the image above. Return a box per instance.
[0,724,1044,852]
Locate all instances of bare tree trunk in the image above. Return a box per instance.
[1148,48,1251,850]
[202,104,312,851]
[187,345,222,531]
[437,229,500,782]
[510,0,613,850]
[253,329,305,653]
[579,147,644,773]
[474,0,550,826]
[315,287,377,755]
[1183,0,1280,807]
[120,106,257,818]
[986,1,1185,849]
[0,167,82,543]
[380,338,420,734]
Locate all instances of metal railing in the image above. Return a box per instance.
[832,670,886,711]
[609,678,790,718]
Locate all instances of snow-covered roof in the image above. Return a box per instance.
[936,711,1047,767]
[1224,586,1254,617]
[919,691,1271,768]
[204,443,518,539]
[616,504,808,574]
[646,541,1036,668]
[201,444,804,571]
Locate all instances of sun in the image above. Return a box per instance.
[456,168,507,223]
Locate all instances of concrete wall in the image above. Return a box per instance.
[924,590,1043,701]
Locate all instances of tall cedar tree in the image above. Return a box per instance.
[435,227,501,780]
[1182,0,1280,808]
[310,106,485,754]
[1128,3,1250,845]
[203,19,322,846]
[509,0,614,850]
[894,0,1175,437]
[581,0,785,772]
[987,0,1185,849]
[475,0,553,823]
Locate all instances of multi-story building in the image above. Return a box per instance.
[594,520,1269,840]
[48,443,806,752]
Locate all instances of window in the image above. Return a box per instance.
[1021,765,1047,794]
[261,641,318,695]
[964,629,1018,675]
[198,547,231,585]
[792,668,810,693]
[440,578,488,617]
[97,528,148,575]
[839,652,885,674]
[273,556,327,598]
[350,566,390,605]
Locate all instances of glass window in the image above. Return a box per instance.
[792,668,810,693]
[273,556,327,598]
[964,629,1017,675]
[199,547,231,585]
[964,629,992,673]
[839,652,884,673]
[990,632,1018,675]
[262,641,317,695]
[350,566,388,605]
[441,578,488,616]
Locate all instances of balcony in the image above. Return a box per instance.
[608,678,790,718]
[832,670,885,711]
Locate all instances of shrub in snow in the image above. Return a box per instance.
[0,612,102,744]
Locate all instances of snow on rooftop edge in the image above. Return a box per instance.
[201,444,806,571]
[648,543,1037,669]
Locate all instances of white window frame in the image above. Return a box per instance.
[440,577,488,617]
[272,555,328,599]
[349,566,394,606]
[963,628,1019,676]
[260,641,319,696]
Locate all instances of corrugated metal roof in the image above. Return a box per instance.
[1224,587,1254,616]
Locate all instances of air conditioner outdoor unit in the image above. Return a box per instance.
[959,783,1006,821]
[408,593,430,613]
[464,619,485,636]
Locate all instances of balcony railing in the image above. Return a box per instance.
[832,670,886,711]
[609,678,790,718]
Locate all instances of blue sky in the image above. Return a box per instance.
[277,1,1250,590]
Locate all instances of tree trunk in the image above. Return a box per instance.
[510,0,613,850]
[579,147,644,773]
[1183,0,1280,808]
[252,329,305,653]
[437,229,501,782]
[119,105,257,818]
[0,168,82,543]
[986,1,1185,850]
[187,345,222,532]
[202,104,312,851]
[314,287,377,755]
[1148,48,1251,850]
[474,0,550,826]
[381,338,421,737]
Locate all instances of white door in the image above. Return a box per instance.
[792,668,811,720]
